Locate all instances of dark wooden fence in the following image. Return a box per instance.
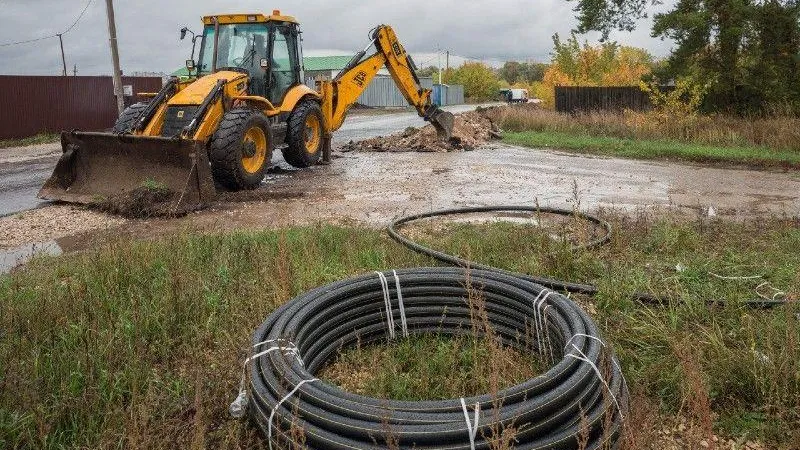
[555,86,673,113]
[0,75,162,140]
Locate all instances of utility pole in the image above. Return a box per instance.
[104,0,125,115]
[446,51,449,72]
[57,34,67,76]
[437,47,442,85]
[73,64,78,76]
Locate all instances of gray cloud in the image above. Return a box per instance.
[0,0,675,76]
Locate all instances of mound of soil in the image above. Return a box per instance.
[340,107,503,153]
[91,186,181,219]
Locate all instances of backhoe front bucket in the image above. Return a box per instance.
[425,106,455,141]
[38,132,217,214]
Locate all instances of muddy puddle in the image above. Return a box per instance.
[0,240,62,273]
[0,229,108,273]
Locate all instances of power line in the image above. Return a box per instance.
[0,34,57,48]
[0,0,94,48]
[63,0,94,34]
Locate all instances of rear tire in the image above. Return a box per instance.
[112,102,149,133]
[282,100,324,168]
[208,108,272,190]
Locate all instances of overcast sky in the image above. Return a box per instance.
[0,0,675,76]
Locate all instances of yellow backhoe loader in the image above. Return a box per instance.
[39,11,454,213]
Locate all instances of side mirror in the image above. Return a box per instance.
[260,58,269,69]
[180,27,188,40]
[186,59,195,70]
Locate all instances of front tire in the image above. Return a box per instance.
[209,108,272,190]
[282,100,324,168]
[112,102,149,133]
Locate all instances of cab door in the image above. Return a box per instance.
[267,24,301,106]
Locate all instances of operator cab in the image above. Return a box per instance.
[193,12,303,105]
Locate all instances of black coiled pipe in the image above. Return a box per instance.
[246,267,627,449]
[387,206,611,295]
[386,205,786,308]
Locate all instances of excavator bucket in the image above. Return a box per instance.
[38,132,217,214]
[425,106,455,141]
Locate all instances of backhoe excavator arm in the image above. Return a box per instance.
[318,25,454,140]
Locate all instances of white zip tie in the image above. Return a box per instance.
[376,271,396,340]
[530,290,546,353]
[460,397,481,450]
[533,290,553,359]
[563,333,606,352]
[230,341,303,418]
[268,378,318,450]
[392,270,409,338]
[542,304,555,364]
[756,281,786,301]
[709,272,763,281]
[564,334,628,419]
[253,338,294,349]
[566,343,624,420]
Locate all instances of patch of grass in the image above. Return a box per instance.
[141,178,168,192]
[503,131,800,168]
[0,133,59,149]
[1,216,798,448]
[321,336,545,401]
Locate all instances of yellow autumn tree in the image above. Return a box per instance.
[532,34,654,108]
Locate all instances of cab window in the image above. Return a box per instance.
[268,25,300,105]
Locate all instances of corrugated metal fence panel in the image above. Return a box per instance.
[555,86,676,113]
[357,76,408,107]
[302,76,464,107]
[446,85,464,105]
[0,76,162,140]
[432,84,445,106]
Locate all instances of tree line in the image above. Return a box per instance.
[415,35,655,107]
[414,1,798,114]
[570,0,800,114]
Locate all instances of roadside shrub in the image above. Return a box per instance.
[443,62,500,102]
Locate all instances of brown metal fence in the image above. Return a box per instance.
[555,86,674,113]
[0,75,163,140]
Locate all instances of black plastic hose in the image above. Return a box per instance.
[387,206,786,308]
[245,267,627,449]
[387,206,610,295]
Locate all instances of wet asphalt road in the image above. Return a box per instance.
[0,104,489,217]
[0,151,60,216]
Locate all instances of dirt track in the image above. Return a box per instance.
[6,141,798,249]
[172,143,800,231]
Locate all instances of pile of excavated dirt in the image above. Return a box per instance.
[340,107,503,153]
[90,186,181,219]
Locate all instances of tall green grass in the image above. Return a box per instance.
[503,131,800,168]
[496,107,800,151]
[0,133,59,149]
[492,106,800,167]
[1,217,798,448]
